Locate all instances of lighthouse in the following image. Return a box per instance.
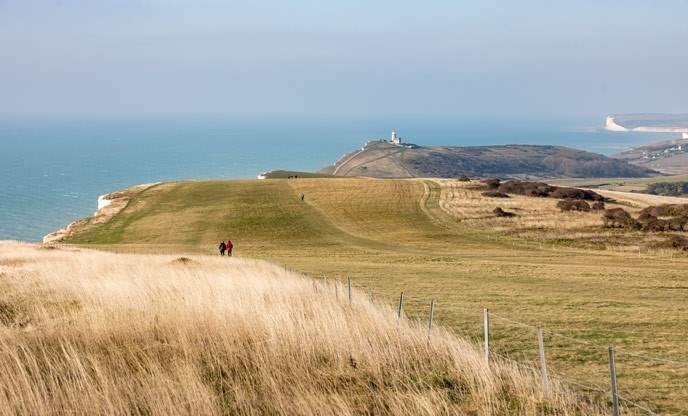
[390,129,401,145]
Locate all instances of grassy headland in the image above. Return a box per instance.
[61,178,688,413]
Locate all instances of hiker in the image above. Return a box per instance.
[218,241,226,256]
[226,239,234,257]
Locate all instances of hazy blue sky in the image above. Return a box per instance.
[1,0,687,116]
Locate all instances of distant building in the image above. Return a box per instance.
[390,129,401,145]
[683,132,688,140]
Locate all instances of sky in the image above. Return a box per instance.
[1,0,687,117]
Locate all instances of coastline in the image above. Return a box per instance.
[605,115,688,135]
[42,183,160,244]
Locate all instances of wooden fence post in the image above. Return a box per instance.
[397,292,405,320]
[483,308,490,364]
[608,346,620,416]
[537,329,550,399]
[347,277,352,303]
[427,300,435,339]
[334,280,339,301]
[368,289,373,303]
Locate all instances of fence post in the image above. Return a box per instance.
[397,292,405,320]
[537,329,550,399]
[368,289,373,303]
[347,277,352,303]
[427,300,435,339]
[608,346,620,416]
[483,308,490,364]
[334,280,339,301]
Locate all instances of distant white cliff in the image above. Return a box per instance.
[605,116,629,132]
[605,114,688,136]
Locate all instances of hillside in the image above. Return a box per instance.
[0,242,602,415]
[607,113,688,131]
[56,178,688,413]
[614,138,688,175]
[320,140,656,179]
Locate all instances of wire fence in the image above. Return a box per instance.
[318,275,687,415]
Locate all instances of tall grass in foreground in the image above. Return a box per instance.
[0,242,605,415]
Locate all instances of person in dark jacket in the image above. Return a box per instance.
[218,241,227,256]
[226,239,234,257]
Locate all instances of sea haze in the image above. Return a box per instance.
[0,115,670,242]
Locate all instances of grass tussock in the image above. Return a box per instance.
[0,242,604,415]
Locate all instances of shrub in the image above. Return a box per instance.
[602,208,637,229]
[498,181,554,197]
[493,207,516,217]
[496,180,604,201]
[557,199,590,212]
[640,217,669,232]
[646,182,688,196]
[481,191,509,198]
[457,176,472,182]
[669,234,688,250]
[640,204,688,218]
[481,178,501,189]
[549,187,604,201]
[591,201,605,211]
[667,216,688,231]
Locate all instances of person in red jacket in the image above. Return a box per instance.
[226,239,234,257]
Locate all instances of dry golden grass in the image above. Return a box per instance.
[0,241,607,415]
[432,179,687,253]
[435,180,605,232]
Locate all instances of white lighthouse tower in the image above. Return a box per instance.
[390,129,401,145]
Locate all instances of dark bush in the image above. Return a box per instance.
[496,180,604,201]
[669,235,688,250]
[557,199,591,212]
[647,182,688,197]
[481,191,510,198]
[591,201,605,210]
[498,181,554,197]
[482,178,501,189]
[640,204,688,218]
[635,211,671,232]
[493,207,516,217]
[637,212,656,223]
[667,216,688,231]
[457,176,472,182]
[640,217,669,232]
[602,208,637,229]
[549,187,604,201]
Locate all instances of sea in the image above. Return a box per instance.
[0,115,672,242]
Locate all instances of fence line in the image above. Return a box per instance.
[330,278,688,372]
[484,345,657,416]
[323,277,677,415]
[490,311,688,367]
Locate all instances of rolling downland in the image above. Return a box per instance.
[60,178,688,414]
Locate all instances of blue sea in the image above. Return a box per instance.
[0,115,672,242]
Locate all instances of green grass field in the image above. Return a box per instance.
[67,178,688,414]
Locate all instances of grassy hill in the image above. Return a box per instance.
[320,141,656,179]
[612,113,688,130]
[62,178,688,413]
[2,242,604,415]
